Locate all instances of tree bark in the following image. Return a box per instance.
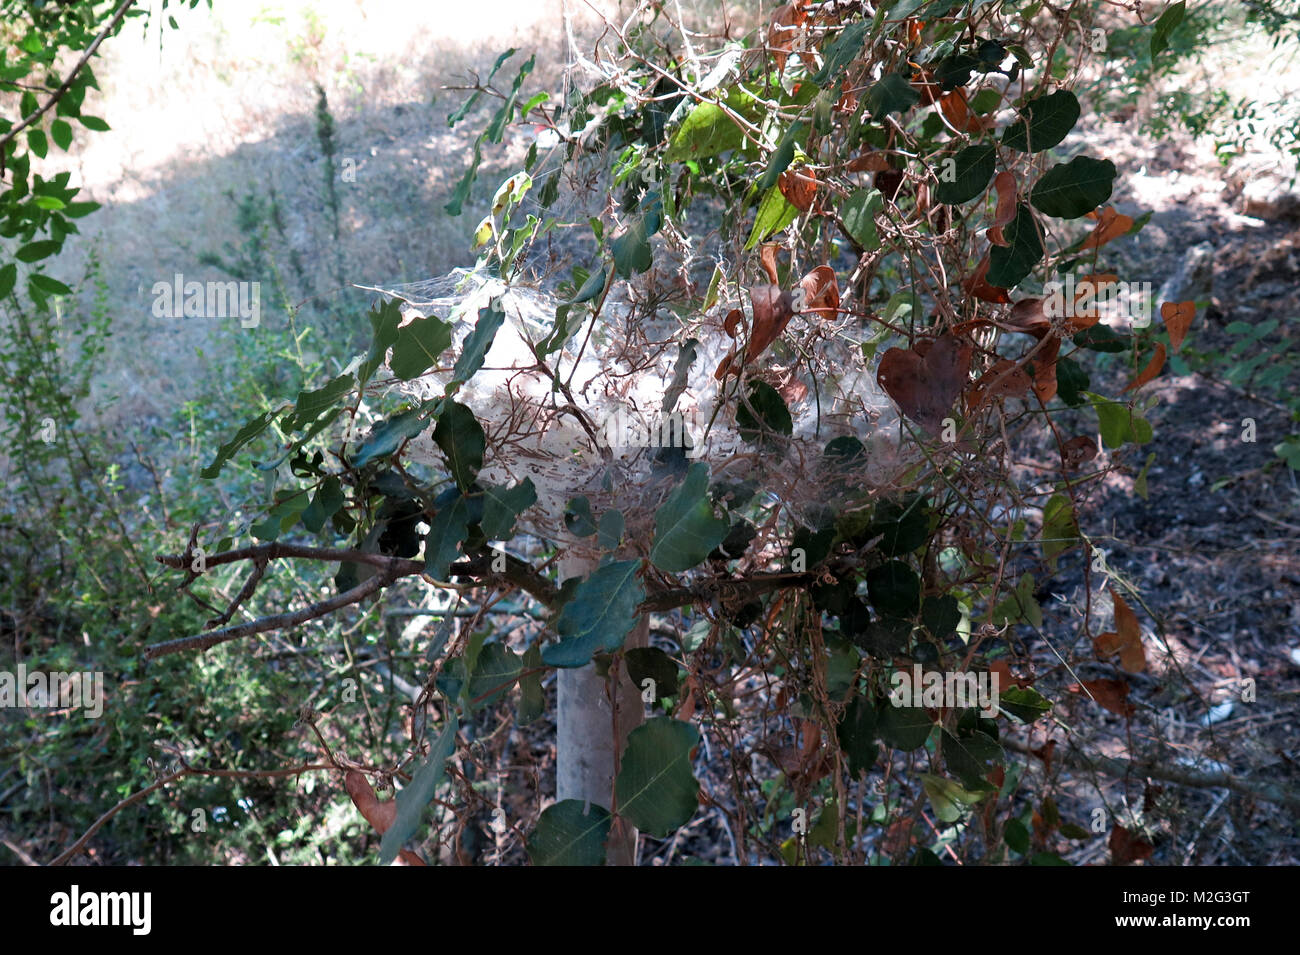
[555,554,647,865]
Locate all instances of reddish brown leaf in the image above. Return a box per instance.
[847,149,892,173]
[758,243,782,285]
[965,255,1012,304]
[1094,589,1147,673]
[1005,297,1050,336]
[345,770,397,835]
[778,165,819,212]
[877,333,973,434]
[1160,300,1196,352]
[989,660,1032,689]
[992,171,1017,227]
[1072,678,1136,718]
[395,849,427,866]
[768,2,811,74]
[966,358,1031,414]
[876,167,906,202]
[745,285,796,363]
[1080,206,1134,251]
[1060,435,1098,472]
[1030,336,1062,403]
[1109,824,1154,865]
[1123,342,1167,393]
[723,308,744,337]
[799,265,839,319]
[835,77,859,114]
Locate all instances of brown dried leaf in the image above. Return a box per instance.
[799,264,839,319]
[1161,300,1196,352]
[758,243,782,285]
[1109,824,1154,865]
[992,171,1017,226]
[1081,206,1134,251]
[1029,336,1061,403]
[966,358,1031,414]
[778,165,819,212]
[345,770,397,835]
[877,333,973,434]
[1060,435,1098,472]
[1123,342,1166,393]
[1093,589,1147,673]
[1072,678,1136,718]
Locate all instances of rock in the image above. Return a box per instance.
[1158,241,1216,304]
[1239,177,1300,220]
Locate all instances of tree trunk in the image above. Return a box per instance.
[555,554,647,865]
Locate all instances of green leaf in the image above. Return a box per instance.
[26,128,46,158]
[611,193,662,276]
[466,642,521,708]
[934,144,996,205]
[288,374,353,430]
[480,478,537,539]
[598,508,626,551]
[33,195,64,211]
[448,299,505,390]
[564,495,598,537]
[663,87,758,163]
[1073,324,1128,352]
[527,799,611,866]
[301,476,345,533]
[877,702,934,751]
[811,20,869,85]
[566,264,609,305]
[757,121,805,194]
[543,559,645,667]
[444,142,482,219]
[1030,156,1117,219]
[735,380,793,440]
[867,560,921,617]
[744,183,799,251]
[379,713,458,864]
[200,410,279,479]
[15,240,60,263]
[615,717,700,837]
[1040,493,1077,571]
[1087,392,1153,448]
[836,693,879,776]
[868,495,930,556]
[650,461,729,572]
[1150,1,1187,58]
[517,645,544,725]
[625,646,680,700]
[923,594,961,638]
[865,72,920,121]
[62,200,100,219]
[390,315,453,380]
[28,273,71,295]
[840,187,884,250]
[987,203,1044,288]
[49,119,71,150]
[425,488,484,580]
[921,773,987,823]
[0,264,15,299]
[1055,356,1089,405]
[942,729,1003,790]
[1001,89,1079,152]
[250,487,312,541]
[78,115,110,132]
[349,407,432,468]
[1000,685,1052,723]
[1004,818,1030,854]
[433,401,485,491]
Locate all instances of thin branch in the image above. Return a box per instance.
[0,0,137,157]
